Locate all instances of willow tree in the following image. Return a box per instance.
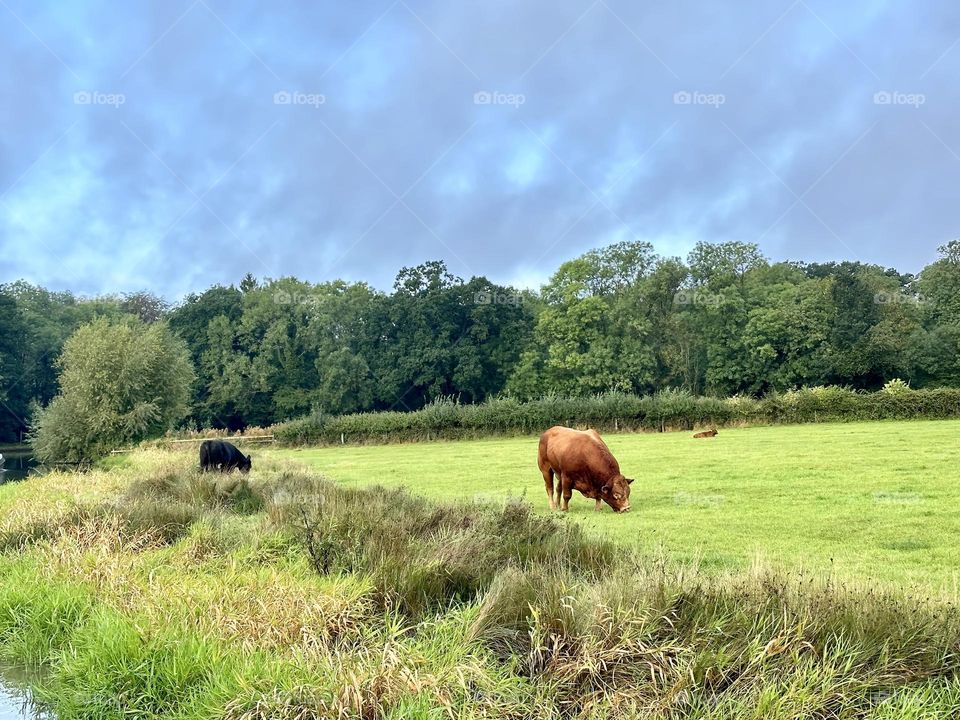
[32,318,194,464]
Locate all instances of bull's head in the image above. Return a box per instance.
[601,474,634,512]
[240,454,252,474]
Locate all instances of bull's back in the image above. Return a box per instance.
[200,439,229,467]
[539,426,616,475]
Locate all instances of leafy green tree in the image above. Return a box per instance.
[168,285,244,427]
[15,237,960,434]
[119,291,170,323]
[678,242,768,395]
[910,324,960,387]
[31,318,195,463]
[918,240,960,327]
[308,282,381,415]
[0,282,130,442]
[239,273,259,293]
[376,262,533,408]
[199,314,255,429]
[688,240,766,290]
[241,278,324,421]
[816,263,918,388]
[509,242,659,396]
[0,290,30,441]
[741,277,832,391]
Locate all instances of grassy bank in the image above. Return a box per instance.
[276,419,960,590]
[2,449,960,718]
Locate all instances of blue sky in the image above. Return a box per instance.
[1,0,958,298]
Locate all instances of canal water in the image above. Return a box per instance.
[1,453,50,719]
[1,452,52,717]
[0,666,50,719]
[0,452,35,484]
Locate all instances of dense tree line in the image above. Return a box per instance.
[3,240,959,443]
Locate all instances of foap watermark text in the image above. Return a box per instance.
[74,90,125,107]
[474,90,525,107]
[274,290,322,306]
[873,91,925,107]
[474,290,524,306]
[674,290,725,307]
[274,91,325,107]
[673,90,725,107]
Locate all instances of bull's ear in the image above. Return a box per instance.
[627,478,634,485]
[601,484,611,494]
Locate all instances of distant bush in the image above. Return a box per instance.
[882,378,911,395]
[269,386,960,446]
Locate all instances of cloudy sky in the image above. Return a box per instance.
[1,1,958,298]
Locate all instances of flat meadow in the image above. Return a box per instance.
[275,419,960,590]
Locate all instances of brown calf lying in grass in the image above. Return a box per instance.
[692,428,718,438]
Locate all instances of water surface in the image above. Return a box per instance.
[0,666,51,719]
[0,452,35,484]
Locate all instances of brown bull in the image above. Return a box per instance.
[538,426,633,513]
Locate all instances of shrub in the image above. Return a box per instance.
[882,378,911,395]
[260,472,615,615]
[269,386,960,446]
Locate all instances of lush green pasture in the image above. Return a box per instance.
[275,420,960,589]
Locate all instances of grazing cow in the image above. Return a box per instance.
[538,426,633,513]
[692,428,718,438]
[200,440,252,474]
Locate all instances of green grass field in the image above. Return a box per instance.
[275,420,960,590]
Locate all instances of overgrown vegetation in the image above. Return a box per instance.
[270,384,960,444]
[2,449,960,718]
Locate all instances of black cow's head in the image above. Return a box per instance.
[239,454,252,474]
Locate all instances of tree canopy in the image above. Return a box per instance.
[3,240,957,444]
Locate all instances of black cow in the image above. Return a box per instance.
[199,440,252,474]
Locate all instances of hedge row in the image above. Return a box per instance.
[268,385,960,446]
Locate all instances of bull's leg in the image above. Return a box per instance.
[595,498,602,512]
[560,475,573,512]
[542,466,556,510]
